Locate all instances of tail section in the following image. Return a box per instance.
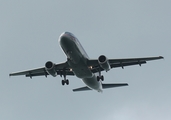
[73,83,128,92]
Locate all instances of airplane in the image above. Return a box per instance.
[9,32,164,92]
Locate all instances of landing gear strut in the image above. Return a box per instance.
[97,70,104,81]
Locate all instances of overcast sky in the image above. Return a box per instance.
[0,0,171,120]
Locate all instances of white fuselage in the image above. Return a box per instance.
[59,32,102,92]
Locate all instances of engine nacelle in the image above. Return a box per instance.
[98,55,111,71]
[45,61,57,77]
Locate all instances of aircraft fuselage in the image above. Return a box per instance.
[59,32,102,92]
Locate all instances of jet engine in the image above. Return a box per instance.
[98,55,111,71]
[45,61,57,77]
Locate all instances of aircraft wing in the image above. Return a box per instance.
[88,56,163,73]
[9,62,74,78]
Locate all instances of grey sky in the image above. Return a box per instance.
[0,0,171,120]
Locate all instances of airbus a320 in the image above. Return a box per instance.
[9,32,163,92]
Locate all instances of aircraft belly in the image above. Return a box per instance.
[71,63,93,78]
[82,75,102,92]
[67,53,93,78]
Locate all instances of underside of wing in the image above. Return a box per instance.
[9,67,46,77]
[88,56,163,73]
[91,61,147,73]
[9,61,75,78]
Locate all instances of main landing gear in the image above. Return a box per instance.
[61,70,69,85]
[97,70,104,81]
[62,79,69,85]
[97,75,104,81]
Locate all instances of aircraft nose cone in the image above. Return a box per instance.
[59,32,75,48]
[58,32,76,47]
[59,33,69,44]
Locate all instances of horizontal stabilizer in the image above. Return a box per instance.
[73,86,91,92]
[102,83,128,89]
[73,83,128,92]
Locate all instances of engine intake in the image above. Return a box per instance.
[45,61,57,77]
[98,55,111,71]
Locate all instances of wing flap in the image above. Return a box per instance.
[9,67,46,76]
[26,72,48,77]
[110,61,146,68]
[91,61,146,73]
[109,56,163,63]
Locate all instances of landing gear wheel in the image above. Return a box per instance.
[62,80,65,85]
[61,79,69,85]
[97,76,100,81]
[101,75,104,81]
[97,75,104,81]
[66,79,69,85]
